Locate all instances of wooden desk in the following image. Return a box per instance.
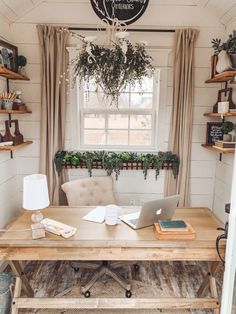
[0,206,225,313]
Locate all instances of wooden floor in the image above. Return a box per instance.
[16,261,224,314]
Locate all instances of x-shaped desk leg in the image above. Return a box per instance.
[9,261,34,297]
[197,262,220,314]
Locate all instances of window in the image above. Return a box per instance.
[74,70,160,151]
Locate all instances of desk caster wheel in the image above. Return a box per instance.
[125,290,132,298]
[134,264,139,271]
[84,291,91,298]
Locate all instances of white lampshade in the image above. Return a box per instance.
[23,174,50,211]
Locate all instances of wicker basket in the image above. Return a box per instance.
[0,273,15,314]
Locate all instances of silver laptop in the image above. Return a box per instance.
[121,195,180,230]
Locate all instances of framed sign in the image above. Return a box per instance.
[90,0,149,25]
[206,122,223,145]
[0,40,18,72]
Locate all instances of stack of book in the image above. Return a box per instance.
[213,141,235,151]
[154,220,195,240]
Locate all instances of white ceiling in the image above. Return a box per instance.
[0,0,235,25]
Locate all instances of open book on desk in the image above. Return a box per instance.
[82,206,106,223]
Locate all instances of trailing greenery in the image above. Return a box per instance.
[212,30,236,55]
[54,150,179,180]
[72,40,154,105]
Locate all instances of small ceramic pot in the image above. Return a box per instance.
[223,134,232,142]
[2,99,13,110]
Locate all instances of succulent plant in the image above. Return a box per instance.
[222,121,234,134]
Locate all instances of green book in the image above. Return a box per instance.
[159,220,188,232]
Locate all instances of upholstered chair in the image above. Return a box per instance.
[61,176,136,298]
[61,176,116,206]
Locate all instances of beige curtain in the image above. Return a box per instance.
[165,28,199,207]
[37,25,69,205]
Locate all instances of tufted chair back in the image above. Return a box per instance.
[61,176,116,206]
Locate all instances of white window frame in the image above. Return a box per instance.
[70,68,160,152]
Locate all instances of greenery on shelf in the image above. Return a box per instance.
[55,150,179,180]
[72,39,154,105]
[222,121,234,134]
[212,30,236,55]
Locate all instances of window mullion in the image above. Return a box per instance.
[105,111,108,145]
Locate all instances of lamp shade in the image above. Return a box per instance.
[23,174,50,211]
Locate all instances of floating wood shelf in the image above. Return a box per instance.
[204,112,236,117]
[0,109,32,114]
[201,144,235,154]
[205,70,236,83]
[0,66,29,81]
[0,141,33,158]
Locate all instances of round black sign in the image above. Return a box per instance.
[90,0,149,25]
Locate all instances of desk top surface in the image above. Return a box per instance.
[0,206,225,249]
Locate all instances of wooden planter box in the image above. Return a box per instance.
[63,160,174,171]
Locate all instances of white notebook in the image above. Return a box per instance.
[82,206,106,223]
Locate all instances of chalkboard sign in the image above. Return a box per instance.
[90,0,149,25]
[206,122,223,145]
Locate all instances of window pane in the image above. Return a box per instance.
[130,93,152,109]
[130,131,152,146]
[131,77,153,93]
[118,93,129,108]
[83,92,106,109]
[84,114,105,129]
[84,79,102,92]
[107,130,128,145]
[130,115,152,129]
[108,114,128,129]
[84,130,105,145]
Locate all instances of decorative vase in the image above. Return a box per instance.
[230,53,236,69]
[216,50,232,73]
[223,133,232,142]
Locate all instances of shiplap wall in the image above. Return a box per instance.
[3,2,226,216]
[0,20,20,228]
[212,21,236,222]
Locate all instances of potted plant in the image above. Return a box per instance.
[222,121,234,142]
[212,31,236,71]
[16,55,27,75]
[211,39,232,73]
[226,30,236,69]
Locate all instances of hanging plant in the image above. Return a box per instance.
[103,152,123,179]
[72,39,154,105]
[138,153,152,180]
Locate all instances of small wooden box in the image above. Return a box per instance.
[154,222,196,241]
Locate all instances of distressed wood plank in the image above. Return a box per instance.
[11,277,22,314]
[12,297,220,309]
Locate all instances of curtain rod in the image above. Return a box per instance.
[68,27,175,33]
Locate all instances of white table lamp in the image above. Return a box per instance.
[23,174,50,223]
